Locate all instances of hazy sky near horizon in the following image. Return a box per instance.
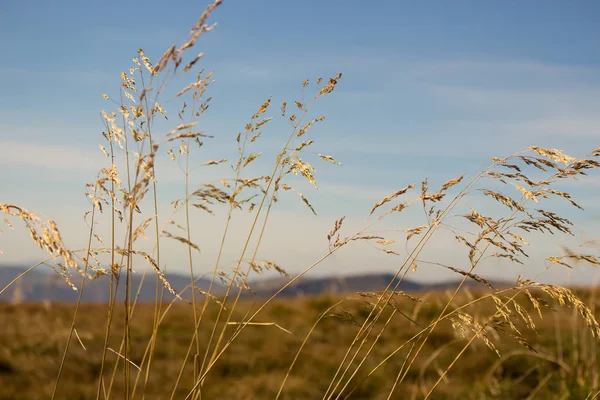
[1,1,600,285]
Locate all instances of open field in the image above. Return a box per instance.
[1,288,599,400]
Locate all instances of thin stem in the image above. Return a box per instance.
[51,181,99,399]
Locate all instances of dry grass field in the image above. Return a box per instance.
[0,288,599,400]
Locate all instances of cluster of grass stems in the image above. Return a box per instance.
[2,1,600,398]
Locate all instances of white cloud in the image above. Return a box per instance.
[510,118,600,139]
[426,84,600,117]
[0,139,104,172]
[0,67,112,85]
[215,55,600,91]
[317,182,395,202]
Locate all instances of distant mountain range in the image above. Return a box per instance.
[0,265,214,303]
[0,264,501,303]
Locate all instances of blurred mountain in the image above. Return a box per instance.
[0,265,504,303]
[243,273,506,298]
[0,265,215,303]
[245,273,422,298]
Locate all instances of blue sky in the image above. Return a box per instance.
[1,0,600,285]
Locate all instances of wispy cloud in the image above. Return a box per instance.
[215,56,600,89]
[426,84,600,118]
[0,140,104,172]
[403,59,600,87]
[0,67,113,85]
[500,118,600,139]
[318,182,394,202]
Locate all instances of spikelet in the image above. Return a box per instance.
[132,216,156,242]
[444,266,493,289]
[243,152,262,167]
[252,98,271,120]
[204,158,227,166]
[297,116,326,137]
[295,140,314,152]
[530,146,576,165]
[327,217,346,249]
[317,154,342,166]
[405,225,428,242]
[161,230,200,252]
[450,312,500,357]
[392,203,408,213]
[369,184,415,215]
[297,192,316,215]
[318,72,342,96]
[440,174,465,192]
[515,184,538,203]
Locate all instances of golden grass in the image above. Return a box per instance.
[2,1,600,398]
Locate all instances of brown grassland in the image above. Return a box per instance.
[2,1,600,399]
[1,288,600,400]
